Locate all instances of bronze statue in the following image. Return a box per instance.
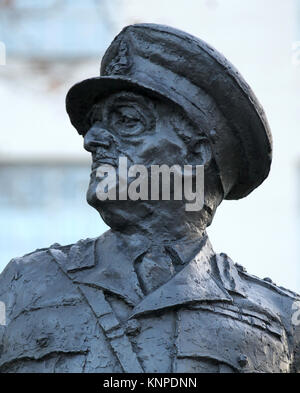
[0,24,299,373]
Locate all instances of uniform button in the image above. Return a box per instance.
[36,336,49,348]
[238,354,248,367]
[125,319,141,336]
[263,277,273,283]
[235,263,247,272]
[50,243,61,249]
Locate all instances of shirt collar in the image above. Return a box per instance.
[59,230,247,314]
[130,235,233,318]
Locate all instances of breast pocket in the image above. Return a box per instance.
[175,305,290,373]
[0,303,94,372]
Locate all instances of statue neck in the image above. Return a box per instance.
[100,201,207,245]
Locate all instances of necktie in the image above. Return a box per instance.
[135,245,175,295]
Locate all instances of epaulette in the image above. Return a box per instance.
[49,237,97,274]
[234,262,300,300]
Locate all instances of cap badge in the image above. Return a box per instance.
[105,40,131,76]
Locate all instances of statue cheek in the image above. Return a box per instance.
[137,139,185,165]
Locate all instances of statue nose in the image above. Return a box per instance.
[84,122,112,152]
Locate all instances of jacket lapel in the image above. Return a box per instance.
[215,253,248,297]
[51,231,240,318]
[69,230,147,306]
[131,237,233,318]
[49,237,96,273]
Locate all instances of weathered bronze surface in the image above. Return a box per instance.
[0,24,299,373]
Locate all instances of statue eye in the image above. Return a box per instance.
[110,105,146,136]
[88,104,103,127]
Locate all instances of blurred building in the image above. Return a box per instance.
[0,0,119,267]
[0,0,299,292]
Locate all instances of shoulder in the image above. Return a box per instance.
[233,260,300,300]
[0,237,105,371]
[0,236,100,326]
[215,252,299,301]
[0,241,73,286]
[229,257,300,371]
[217,253,300,371]
[216,253,299,325]
[226,255,299,314]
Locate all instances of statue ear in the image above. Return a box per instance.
[189,136,212,166]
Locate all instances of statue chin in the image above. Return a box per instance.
[86,170,220,236]
[86,184,154,231]
[86,186,208,241]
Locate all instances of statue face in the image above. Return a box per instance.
[84,90,213,230]
[84,90,191,165]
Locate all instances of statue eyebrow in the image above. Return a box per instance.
[86,102,104,126]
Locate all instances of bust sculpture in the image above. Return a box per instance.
[0,23,299,373]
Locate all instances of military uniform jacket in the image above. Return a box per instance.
[0,230,299,373]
